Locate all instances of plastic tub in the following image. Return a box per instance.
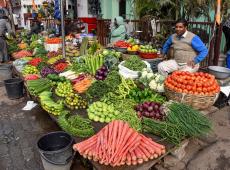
[139,51,158,59]
[37,131,75,170]
[4,78,23,99]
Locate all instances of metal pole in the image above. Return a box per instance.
[60,0,66,58]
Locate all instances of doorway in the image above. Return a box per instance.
[119,0,126,18]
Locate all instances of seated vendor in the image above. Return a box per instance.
[110,16,126,43]
[28,17,43,36]
[158,19,208,76]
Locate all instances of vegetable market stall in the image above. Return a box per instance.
[9,33,217,170]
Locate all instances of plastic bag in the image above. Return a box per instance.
[118,61,151,79]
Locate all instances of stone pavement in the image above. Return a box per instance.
[0,86,60,170]
[153,106,230,170]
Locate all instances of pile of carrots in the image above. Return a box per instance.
[12,50,32,59]
[73,76,92,94]
[46,38,62,44]
[73,120,165,167]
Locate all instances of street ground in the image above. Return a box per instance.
[0,85,229,170]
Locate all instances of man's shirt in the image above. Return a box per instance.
[162,31,208,64]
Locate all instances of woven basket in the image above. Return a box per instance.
[165,86,219,110]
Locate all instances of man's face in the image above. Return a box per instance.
[175,23,187,36]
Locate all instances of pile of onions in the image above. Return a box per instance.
[135,102,166,121]
[95,65,108,80]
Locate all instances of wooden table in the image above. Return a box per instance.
[12,65,177,170]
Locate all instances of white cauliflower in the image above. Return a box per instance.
[157,84,165,92]
[149,80,157,90]
[147,73,154,79]
[141,71,148,78]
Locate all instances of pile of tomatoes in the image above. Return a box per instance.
[165,71,220,96]
[114,40,131,48]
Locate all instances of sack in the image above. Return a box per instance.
[118,61,151,79]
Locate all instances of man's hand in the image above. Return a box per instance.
[187,60,195,68]
[159,54,167,60]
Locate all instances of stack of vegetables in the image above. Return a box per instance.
[55,81,73,97]
[39,91,64,115]
[45,37,62,44]
[47,51,60,58]
[143,102,212,145]
[65,93,88,110]
[87,101,119,123]
[73,75,93,94]
[27,79,52,96]
[22,65,39,75]
[135,101,166,120]
[66,44,79,57]
[122,55,147,72]
[28,57,43,67]
[114,40,131,48]
[58,112,94,137]
[12,34,216,164]
[139,68,165,92]
[73,120,166,167]
[24,74,40,80]
[165,71,220,95]
[12,50,33,59]
[40,66,57,77]
[53,62,69,73]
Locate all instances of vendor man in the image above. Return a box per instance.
[158,19,208,76]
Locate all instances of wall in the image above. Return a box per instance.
[77,0,89,17]
[101,0,135,20]
[126,0,135,19]
[101,0,118,19]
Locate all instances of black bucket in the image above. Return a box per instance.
[4,78,24,99]
[37,131,75,170]
[0,64,12,86]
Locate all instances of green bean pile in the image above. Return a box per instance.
[167,102,212,137]
[58,112,94,137]
[116,111,142,132]
[143,118,185,145]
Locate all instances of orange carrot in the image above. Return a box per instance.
[137,158,144,164]
[107,121,114,155]
[129,151,137,161]
[141,135,165,149]
[139,142,155,154]
[111,129,136,164]
[139,144,151,158]
[133,147,142,159]
[111,120,119,155]
[149,155,154,160]
[140,137,162,155]
[75,138,97,153]
[109,122,132,162]
[132,160,137,165]
[126,159,132,166]
[119,134,141,163]
[114,120,124,153]
[126,152,131,162]
[134,147,146,160]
